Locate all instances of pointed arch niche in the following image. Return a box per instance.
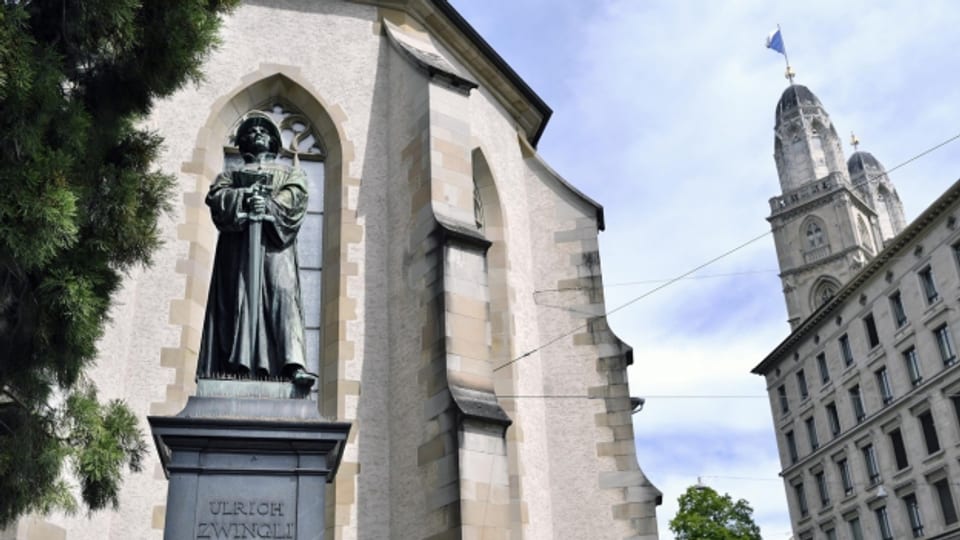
[156,69,358,421]
[471,147,526,528]
[810,276,841,311]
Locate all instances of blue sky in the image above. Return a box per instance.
[451,1,960,538]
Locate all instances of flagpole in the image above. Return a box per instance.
[777,24,796,84]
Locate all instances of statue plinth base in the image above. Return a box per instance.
[148,385,350,540]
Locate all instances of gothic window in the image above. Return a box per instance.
[473,176,484,230]
[811,277,839,310]
[224,101,326,377]
[858,216,873,253]
[806,221,825,248]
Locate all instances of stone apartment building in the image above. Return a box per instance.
[3,1,660,539]
[754,83,960,539]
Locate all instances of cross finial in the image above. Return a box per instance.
[785,65,796,84]
[850,132,860,151]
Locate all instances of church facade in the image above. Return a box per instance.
[4,1,660,539]
[755,83,960,539]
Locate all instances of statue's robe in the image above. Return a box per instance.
[197,158,308,378]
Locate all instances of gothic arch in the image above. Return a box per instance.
[810,276,841,311]
[800,215,828,250]
[471,147,511,367]
[857,214,874,253]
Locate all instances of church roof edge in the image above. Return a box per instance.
[429,0,553,147]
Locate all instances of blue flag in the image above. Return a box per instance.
[766,28,785,55]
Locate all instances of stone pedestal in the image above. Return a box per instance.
[149,383,350,540]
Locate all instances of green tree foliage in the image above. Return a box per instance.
[669,485,762,540]
[0,0,238,527]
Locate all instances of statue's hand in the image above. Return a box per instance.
[246,193,267,215]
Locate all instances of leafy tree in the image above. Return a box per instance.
[0,0,238,527]
[669,484,762,540]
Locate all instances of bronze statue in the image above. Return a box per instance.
[197,112,315,387]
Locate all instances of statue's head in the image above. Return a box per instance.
[236,112,282,156]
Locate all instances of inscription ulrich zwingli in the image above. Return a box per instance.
[197,500,295,539]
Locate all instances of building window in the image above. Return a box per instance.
[858,216,874,253]
[807,221,825,248]
[889,428,909,470]
[904,493,924,538]
[890,290,908,328]
[778,384,789,415]
[817,353,830,384]
[953,241,960,270]
[850,385,866,423]
[805,416,819,451]
[935,478,959,525]
[786,430,798,464]
[952,395,960,432]
[864,313,880,349]
[875,506,894,540]
[862,444,880,485]
[472,176,484,230]
[826,402,841,437]
[815,470,830,507]
[919,266,939,304]
[875,367,894,405]
[797,369,809,400]
[837,458,854,496]
[839,334,854,367]
[935,324,957,366]
[794,482,809,517]
[904,347,922,386]
[848,516,864,540]
[825,528,837,540]
[918,410,941,454]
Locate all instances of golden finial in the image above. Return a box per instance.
[784,65,796,84]
[850,132,860,151]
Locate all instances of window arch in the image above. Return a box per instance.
[858,215,874,253]
[803,217,827,249]
[810,276,841,310]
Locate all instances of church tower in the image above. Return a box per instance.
[767,84,904,328]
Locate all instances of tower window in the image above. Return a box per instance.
[806,222,825,248]
[858,216,874,253]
